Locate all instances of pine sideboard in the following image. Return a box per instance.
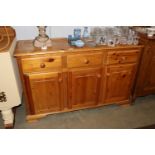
[14,39,143,121]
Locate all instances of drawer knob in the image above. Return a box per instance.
[48,58,55,62]
[97,74,101,78]
[40,63,46,68]
[84,59,90,64]
[58,78,62,82]
[122,74,126,78]
[120,56,126,61]
[106,73,110,76]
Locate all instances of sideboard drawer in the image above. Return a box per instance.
[21,56,62,73]
[107,50,140,65]
[67,52,103,68]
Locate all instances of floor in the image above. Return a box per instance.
[1,95,155,129]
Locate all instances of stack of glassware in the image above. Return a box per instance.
[90,26,139,46]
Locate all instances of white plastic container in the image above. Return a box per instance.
[0,38,22,128]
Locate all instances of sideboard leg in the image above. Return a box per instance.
[1,109,14,129]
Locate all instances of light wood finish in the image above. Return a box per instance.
[25,102,112,122]
[107,50,140,65]
[68,68,101,109]
[67,52,103,68]
[14,38,143,121]
[24,72,63,114]
[21,55,62,73]
[103,64,136,103]
[134,32,155,97]
[14,39,142,57]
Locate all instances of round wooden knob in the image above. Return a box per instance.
[120,56,126,61]
[122,74,126,78]
[97,74,101,78]
[58,78,62,82]
[84,59,90,64]
[48,58,55,62]
[40,63,46,68]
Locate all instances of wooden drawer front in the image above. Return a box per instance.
[67,53,103,68]
[21,56,62,73]
[107,50,139,65]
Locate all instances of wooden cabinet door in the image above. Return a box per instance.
[68,68,101,109]
[134,44,153,96]
[135,44,155,96]
[143,59,155,92]
[103,64,136,103]
[24,72,63,114]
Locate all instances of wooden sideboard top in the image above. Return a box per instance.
[14,38,143,57]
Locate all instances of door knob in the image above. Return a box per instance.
[84,59,90,64]
[40,63,46,68]
[58,78,62,82]
[120,56,126,61]
[48,58,55,62]
[97,74,101,78]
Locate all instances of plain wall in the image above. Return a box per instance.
[13,26,92,40]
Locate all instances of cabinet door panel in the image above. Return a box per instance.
[144,59,155,92]
[134,45,152,96]
[68,68,101,109]
[104,64,136,103]
[135,38,155,96]
[24,72,63,114]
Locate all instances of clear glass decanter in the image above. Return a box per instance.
[83,27,89,38]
